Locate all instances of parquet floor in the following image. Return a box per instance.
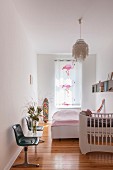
[10,122,113,170]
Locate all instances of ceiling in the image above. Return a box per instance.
[13,0,113,55]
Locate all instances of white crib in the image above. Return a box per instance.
[79,112,113,154]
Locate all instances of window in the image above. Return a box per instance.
[55,59,82,108]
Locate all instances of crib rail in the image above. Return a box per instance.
[87,113,113,146]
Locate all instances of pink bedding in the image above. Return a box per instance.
[52,109,79,121]
[51,110,79,139]
[51,120,79,126]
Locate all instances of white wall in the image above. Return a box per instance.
[37,54,58,120]
[0,0,37,169]
[37,54,96,120]
[82,54,96,110]
[96,45,113,113]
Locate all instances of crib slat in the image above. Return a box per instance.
[110,117,111,145]
[106,118,107,145]
[90,117,91,144]
[94,118,96,145]
[98,117,99,145]
[102,118,103,145]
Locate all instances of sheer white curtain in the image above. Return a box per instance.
[55,59,82,108]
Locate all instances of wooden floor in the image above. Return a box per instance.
[10,122,113,170]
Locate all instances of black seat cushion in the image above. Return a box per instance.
[12,124,39,146]
[19,137,39,146]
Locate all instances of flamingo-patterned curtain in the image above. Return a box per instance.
[55,59,82,108]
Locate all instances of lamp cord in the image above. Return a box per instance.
[78,18,82,39]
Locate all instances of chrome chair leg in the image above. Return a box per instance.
[13,146,39,167]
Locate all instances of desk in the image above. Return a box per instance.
[26,130,44,152]
[27,130,43,137]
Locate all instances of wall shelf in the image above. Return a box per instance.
[92,80,113,93]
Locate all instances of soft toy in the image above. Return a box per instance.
[82,109,92,116]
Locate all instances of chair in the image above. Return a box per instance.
[25,116,44,131]
[12,124,40,167]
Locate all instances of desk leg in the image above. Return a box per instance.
[35,139,44,153]
[35,145,37,153]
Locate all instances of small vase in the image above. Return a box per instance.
[32,120,37,134]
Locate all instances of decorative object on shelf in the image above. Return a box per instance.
[43,98,49,123]
[72,18,89,62]
[26,101,42,133]
[107,73,111,80]
[107,72,113,80]
[108,87,113,91]
[99,81,104,92]
[110,72,113,80]
[104,81,108,91]
[92,79,113,93]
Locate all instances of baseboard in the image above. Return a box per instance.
[4,147,22,170]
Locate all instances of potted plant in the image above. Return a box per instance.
[27,101,42,133]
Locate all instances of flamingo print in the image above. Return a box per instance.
[62,84,72,93]
[62,102,70,106]
[62,62,74,76]
[62,84,71,89]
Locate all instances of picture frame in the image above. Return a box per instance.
[107,73,111,80]
[110,72,113,80]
